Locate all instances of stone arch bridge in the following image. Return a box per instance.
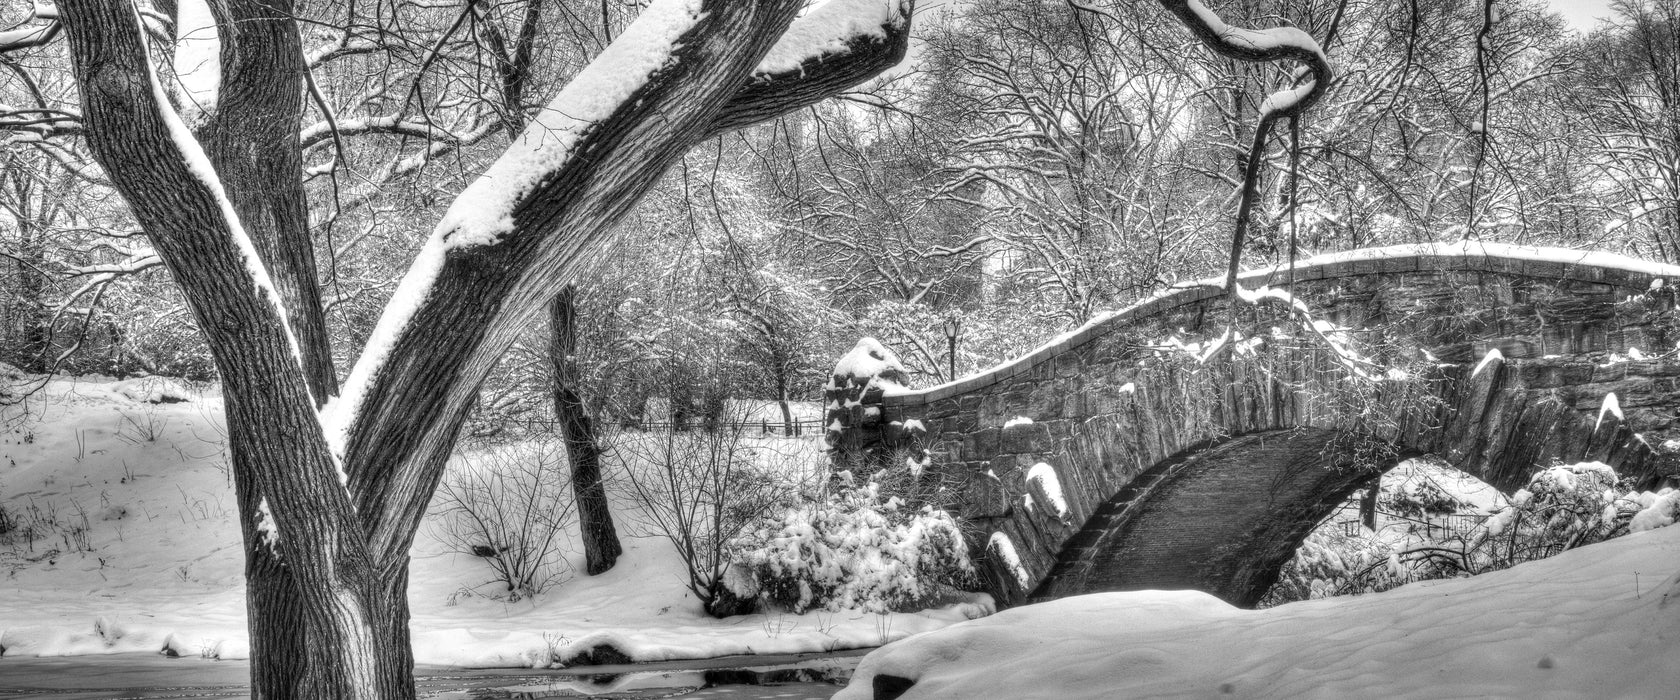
[825,243,1680,609]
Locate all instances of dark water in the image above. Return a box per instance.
[0,650,866,699]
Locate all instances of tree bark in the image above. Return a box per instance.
[58,2,401,697]
[547,286,622,575]
[778,393,795,436]
[192,2,345,697]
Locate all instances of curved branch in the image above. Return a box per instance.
[0,2,61,54]
[1155,0,1331,294]
[705,0,915,137]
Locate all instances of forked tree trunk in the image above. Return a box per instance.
[547,286,622,575]
[190,1,343,695]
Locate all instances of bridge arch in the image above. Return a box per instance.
[826,243,1680,607]
[1029,428,1424,606]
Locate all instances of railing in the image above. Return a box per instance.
[1334,506,1490,540]
[502,416,827,436]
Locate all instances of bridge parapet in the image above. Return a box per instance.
[828,244,1680,607]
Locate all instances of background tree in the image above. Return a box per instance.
[547,284,621,575]
[1569,0,1680,260]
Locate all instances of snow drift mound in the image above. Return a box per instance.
[836,524,1680,700]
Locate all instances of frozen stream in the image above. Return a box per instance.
[0,649,867,699]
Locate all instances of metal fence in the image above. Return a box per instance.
[504,416,827,436]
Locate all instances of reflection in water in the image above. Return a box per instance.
[430,658,852,699]
[0,652,858,700]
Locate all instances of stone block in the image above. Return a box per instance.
[992,455,1027,485]
[964,428,1000,460]
[926,402,958,420]
[1062,392,1085,419]
[1001,423,1053,454]
[961,470,1012,519]
[1027,385,1063,419]
[1055,351,1082,377]
[1031,358,1057,381]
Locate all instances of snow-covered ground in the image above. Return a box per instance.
[0,374,982,666]
[837,523,1680,699]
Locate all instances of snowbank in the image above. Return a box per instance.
[0,374,982,666]
[836,524,1680,699]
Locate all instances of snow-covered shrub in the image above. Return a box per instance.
[434,439,577,601]
[1444,463,1679,578]
[1473,462,1626,564]
[0,500,18,543]
[612,417,816,617]
[1625,488,1680,532]
[1262,525,1407,606]
[838,443,963,514]
[1264,461,1680,607]
[727,482,974,614]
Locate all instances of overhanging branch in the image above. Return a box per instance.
[1155,0,1332,296]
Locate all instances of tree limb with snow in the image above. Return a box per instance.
[1154,0,1332,296]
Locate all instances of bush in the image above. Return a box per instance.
[1262,525,1407,606]
[1471,461,1627,562]
[1265,462,1680,606]
[727,482,974,614]
[612,415,815,617]
[434,439,577,601]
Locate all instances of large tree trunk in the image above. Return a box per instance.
[192,2,345,697]
[58,2,388,697]
[547,286,622,575]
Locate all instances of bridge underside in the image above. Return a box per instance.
[1030,429,1397,607]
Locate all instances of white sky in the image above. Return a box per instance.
[899,0,1616,72]
[1549,0,1617,31]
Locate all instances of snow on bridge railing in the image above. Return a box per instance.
[873,242,1680,406]
[506,415,827,436]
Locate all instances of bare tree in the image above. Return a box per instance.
[1571,0,1680,260]
[923,0,1217,322]
[547,284,620,575]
